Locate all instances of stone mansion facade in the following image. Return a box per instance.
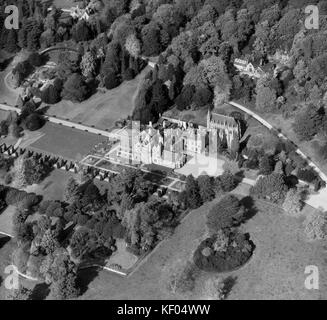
[118,108,241,169]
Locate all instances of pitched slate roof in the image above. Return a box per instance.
[210,111,238,128]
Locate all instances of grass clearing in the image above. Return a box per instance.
[0,206,15,237]
[106,240,138,271]
[47,67,150,131]
[78,195,327,300]
[28,122,106,161]
[24,169,78,201]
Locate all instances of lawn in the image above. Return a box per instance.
[221,201,326,300]
[0,206,15,237]
[24,169,112,202]
[78,194,327,300]
[28,122,106,161]
[106,240,138,272]
[24,169,78,201]
[46,67,150,131]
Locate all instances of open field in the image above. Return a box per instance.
[24,169,77,201]
[28,122,106,161]
[78,195,326,300]
[106,240,138,271]
[0,206,15,237]
[47,67,150,131]
[224,201,326,300]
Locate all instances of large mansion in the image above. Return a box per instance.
[117,108,241,169]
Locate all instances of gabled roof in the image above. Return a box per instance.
[234,58,248,67]
[210,111,238,128]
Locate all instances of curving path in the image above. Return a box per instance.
[39,46,79,56]
[229,101,327,210]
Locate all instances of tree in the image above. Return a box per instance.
[25,113,44,131]
[255,76,278,111]
[197,175,215,203]
[12,156,27,189]
[42,249,79,300]
[104,69,120,89]
[259,154,274,175]
[216,171,237,193]
[293,105,325,141]
[80,51,97,78]
[222,160,240,175]
[283,188,305,217]
[41,230,59,255]
[206,195,244,233]
[184,175,202,209]
[125,33,141,58]
[175,85,195,110]
[150,79,171,116]
[6,30,19,53]
[64,177,80,203]
[250,173,288,203]
[12,60,33,87]
[193,87,213,108]
[12,155,51,188]
[28,52,43,67]
[72,20,92,42]
[41,79,63,104]
[61,74,89,102]
[27,23,42,51]
[141,22,162,56]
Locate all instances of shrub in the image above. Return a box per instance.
[303,210,327,241]
[193,232,254,272]
[216,171,238,192]
[5,188,28,205]
[104,69,121,89]
[163,260,199,295]
[25,113,45,131]
[197,175,215,203]
[122,68,135,81]
[206,195,244,233]
[77,214,89,226]
[282,188,305,217]
[250,173,288,203]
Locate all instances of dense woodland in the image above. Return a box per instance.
[1,0,326,162]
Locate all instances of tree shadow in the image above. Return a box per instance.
[240,135,251,153]
[240,196,258,221]
[30,283,50,300]
[223,276,237,299]
[234,170,245,187]
[0,57,14,70]
[37,105,50,115]
[76,267,101,295]
[284,175,299,189]
[0,236,11,250]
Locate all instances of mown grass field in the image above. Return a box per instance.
[28,122,106,161]
[78,196,327,300]
[47,67,150,131]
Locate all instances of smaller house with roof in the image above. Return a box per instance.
[233,58,267,79]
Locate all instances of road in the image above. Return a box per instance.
[229,101,327,211]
